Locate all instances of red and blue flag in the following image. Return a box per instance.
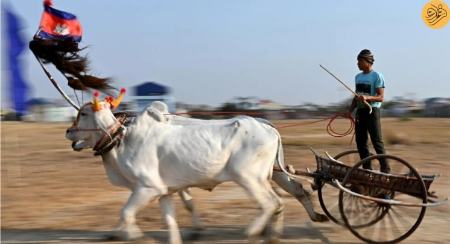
[37,0,82,42]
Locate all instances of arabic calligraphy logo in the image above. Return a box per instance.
[422,0,449,29]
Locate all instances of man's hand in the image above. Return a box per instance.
[357,95,367,102]
[356,95,373,113]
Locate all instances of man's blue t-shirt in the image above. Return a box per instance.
[355,70,385,108]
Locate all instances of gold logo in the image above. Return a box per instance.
[422,0,449,29]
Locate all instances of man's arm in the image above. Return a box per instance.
[358,87,384,103]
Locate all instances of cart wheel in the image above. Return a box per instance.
[318,150,373,225]
[339,154,427,243]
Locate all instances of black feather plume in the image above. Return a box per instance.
[29,38,116,94]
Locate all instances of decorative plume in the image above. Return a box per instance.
[92,91,102,112]
[30,39,115,95]
[109,88,126,110]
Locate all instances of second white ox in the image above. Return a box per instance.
[66,95,326,244]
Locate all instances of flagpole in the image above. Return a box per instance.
[32,52,80,110]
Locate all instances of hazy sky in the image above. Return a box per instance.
[2,0,450,107]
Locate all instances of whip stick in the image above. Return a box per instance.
[319,64,372,113]
[33,53,80,110]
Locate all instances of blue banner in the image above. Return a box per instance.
[2,4,30,117]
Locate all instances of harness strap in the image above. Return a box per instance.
[93,114,127,156]
[94,126,125,156]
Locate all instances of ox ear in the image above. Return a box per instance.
[146,107,165,122]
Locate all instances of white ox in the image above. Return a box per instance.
[66,97,326,243]
[151,101,327,225]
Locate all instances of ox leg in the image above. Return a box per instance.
[114,186,159,240]
[272,171,328,222]
[160,194,183,244]
[266,186,285,243]
[236,177,283,242]
[179,189,204,232]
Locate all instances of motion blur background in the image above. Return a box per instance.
[1,0,449,121]
[1,1,449,243]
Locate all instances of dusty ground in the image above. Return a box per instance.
[1,118,449,243]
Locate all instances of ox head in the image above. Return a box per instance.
[66,89,126,151]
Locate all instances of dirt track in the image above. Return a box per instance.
[1,119,449,243]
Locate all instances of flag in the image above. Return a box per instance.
[36,0,82,42]
[2,4,30,118]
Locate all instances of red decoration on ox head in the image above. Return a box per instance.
[91,88,126,112]
[91,91,102,112]
[109,88,126,110]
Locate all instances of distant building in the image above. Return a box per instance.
[224,97,288,120]
[258,99,286,110]
[423,97,450,117]
[227,97,286,111]
[22,98,77,122]
[229,96,260,110]
[131,81,176,113]
[383,97,424,117]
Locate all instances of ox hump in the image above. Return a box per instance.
[150,101,169,114]
[143,101,170,123]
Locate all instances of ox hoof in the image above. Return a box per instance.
[247,230,263,239]
[311,212,329,222]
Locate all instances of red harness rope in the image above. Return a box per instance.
[172,111,355,142]
[173,111,263,116]
[276,112,355,144]
[325,112,355,138]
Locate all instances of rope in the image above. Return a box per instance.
[173,111,264,116]
[325,112,355,138]
[276,112,354,135]
[73,89,81,107]
[275,118,328,129]
[172,110,355,142]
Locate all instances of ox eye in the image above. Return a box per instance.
[80,112,87,116]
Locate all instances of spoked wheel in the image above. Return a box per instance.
[318,150,372,225]
[338,154,427,243]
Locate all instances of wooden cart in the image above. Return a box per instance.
[288,149,448,243]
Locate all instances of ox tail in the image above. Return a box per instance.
[273,130,315,185]
[256,118,315,185]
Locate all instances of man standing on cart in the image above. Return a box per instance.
[349,49,390,173]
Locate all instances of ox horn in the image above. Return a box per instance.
[109,88,126,110]
[92,91,103,112]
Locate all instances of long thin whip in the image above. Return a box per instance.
[319,64,372,113]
